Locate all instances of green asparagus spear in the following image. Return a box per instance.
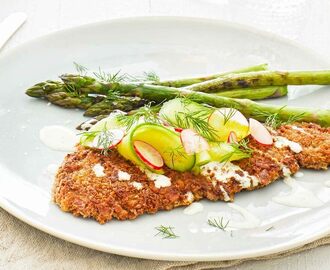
[58,73,286,100]
[186,70,330,93]
[216,86,287,100]
[60,74,111,95]
[113,83,330,126]
[46,92,97,109]
[26,80,67,98]
[84,96,148,117]
[155,63,268,87]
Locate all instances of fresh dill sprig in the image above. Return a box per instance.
[255,107,306,129]
[216,138,253,164]
[96,129,116,155]
[161,110,217,140]
[143,71,160,82]
[236,138,253,155]
[79,125,116,155]
[219,107,237,125]
[155,225,179,239]
[207,217,230,231]
[164,145,187,167]
[73,62,88,75]
[125,71,160,83]
[117,103,160,131]
[93,68,127,83]
[106,90,121,100]
[65,83,81,97]
[286,112,306,125]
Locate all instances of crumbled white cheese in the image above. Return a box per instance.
[282,166,291,177]
[291,126,307,134]
[92,163,106,177]
[274,136,302,153]
[146,171,171,188]
[201,161,258,188]
[185,191,194,203]
[183,202,204,215]
[117,170,131,181]
[219,186,231,201]
[131,181,143,190]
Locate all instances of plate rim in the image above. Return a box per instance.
[0,15,329,261]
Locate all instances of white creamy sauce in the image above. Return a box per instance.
[325,180,330,188]
[219,186,231,202]
[117,170,131,181]
[39,125,78,152]
[145,171,171,188]
[131,181,143,190]
[183,202,204,215]
[208,203,261,230]
[201,161,258,188]
[185,191,194,203]
[92,163,106,177]
[274,136,302,153]
[272,176,323,208]
[295,172,304,178]
[291,125,308,134]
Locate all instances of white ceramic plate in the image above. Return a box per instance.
[0,17,329,261]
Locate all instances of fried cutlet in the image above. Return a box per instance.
[53,137,298,224]
[53,122,329,224]
[277,123,330,170]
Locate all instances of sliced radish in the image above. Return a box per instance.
[249,118,273,145]
[227,131,238,143]
[91,129,124,149]
[133,140,164,170]
[180,129,210,155]
[174,127,183,133]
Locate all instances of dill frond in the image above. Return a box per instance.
[155,225,179,239]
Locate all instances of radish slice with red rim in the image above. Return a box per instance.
[227,131,238,143]
[180,129,210,154]
[174,127,183,133]
[249,118,273,145]
[133,140,164,170]
[91,129,125,149]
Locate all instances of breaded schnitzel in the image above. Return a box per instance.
[53,122,330,223]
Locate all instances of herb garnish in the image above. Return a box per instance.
[79,125,116,155]
[65,83,81,97]
[155,225,179,239]
[255,107,306,129]
[93,68,127,83]
[126,71,160,83]
[207,217,230,231]
[161,110,217,140]
[215,138,253,164]
[73,62,88,75]
[219,107,237,125]
[117,103,161,131]
[164,145,187,168]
